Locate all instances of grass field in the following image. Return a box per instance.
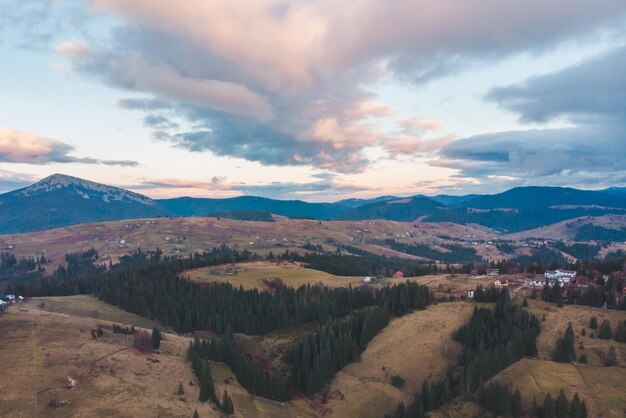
[30,295,155,329]
[493,358,626,418]
[324,302,475,418]
[0,300,221,418]
[525,299,626,366]
[185,260,364,290]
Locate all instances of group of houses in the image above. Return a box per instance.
[0,294,24,312]
[362,270,404,284]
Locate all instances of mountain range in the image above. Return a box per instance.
[1,173,625,234]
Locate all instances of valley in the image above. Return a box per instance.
[1,175,626,418]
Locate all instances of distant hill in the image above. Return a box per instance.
[158,196,344,220]
[339,196,444,221]
[335,195,399,208]
[459,186,626,210]
[429,194,480,206]
[2,174,626,234]
[603,187,626,200]
[0,174,163,234]
[0,174,345,233]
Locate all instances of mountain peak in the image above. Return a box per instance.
[20,173,154,205]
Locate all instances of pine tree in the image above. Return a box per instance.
[152,326,162,349]
[614,321,626,342]
[569,393,582,418]
[192,409,199,418]
[522,298,529,307]
[531,397,540,418]
[554,389,569,418]
[543,393,555,418]
[589,316,598,329]
[598,320,612,339]
[511,388,522,417]
[221,390,235,415]
[553,323,575,363]
[178,382,184,396]
[581,400,588,418]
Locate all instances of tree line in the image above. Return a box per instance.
[187,340,234,414]
[388,291,541,418]
[291,307,389,395]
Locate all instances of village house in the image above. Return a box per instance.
[565,276,591,292]
[530,279,544,288]
[494,278,509,288]
[393,271,404,279]
[467,290,475,299]
[544,269,576,281]
[486,268,499,276]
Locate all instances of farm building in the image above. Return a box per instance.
[393,271,404,279]
[485,268,499,276]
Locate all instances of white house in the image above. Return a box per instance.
[544,269,576,280]
[467,290,475,299]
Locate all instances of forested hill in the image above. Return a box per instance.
[2,173,626,233]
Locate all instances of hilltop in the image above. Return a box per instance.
[1,174,626,234]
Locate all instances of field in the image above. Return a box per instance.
[0,216,496,272]
[321,302,475,418]
[2,280,626,417]
[524,299,626,365]
[0,299,221,418]
[185,260,363,290]
[30,295,155,329]
[482,300,626,418]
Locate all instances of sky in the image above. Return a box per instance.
[1,1,625,202]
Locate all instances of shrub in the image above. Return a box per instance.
[578,354,588,364]
[390,375,406,388]
[589,316,598,330]
[133,329,153,352]
[581,328,586,337]
[605,346,618,367]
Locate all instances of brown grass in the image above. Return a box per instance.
[0,217,495,272]
[525,299,626,366]
[323,302,475,418]
[30,295,154,329]
[185,260,363,290]
[0,301,220,418]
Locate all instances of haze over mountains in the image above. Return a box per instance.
[1,173,626,234]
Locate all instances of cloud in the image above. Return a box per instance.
[486,45,626,125]
[130,172,371,199]
[436,44,626,191]
[41,0,625,173]
[0,169,38,192]
[0,128,138,166]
